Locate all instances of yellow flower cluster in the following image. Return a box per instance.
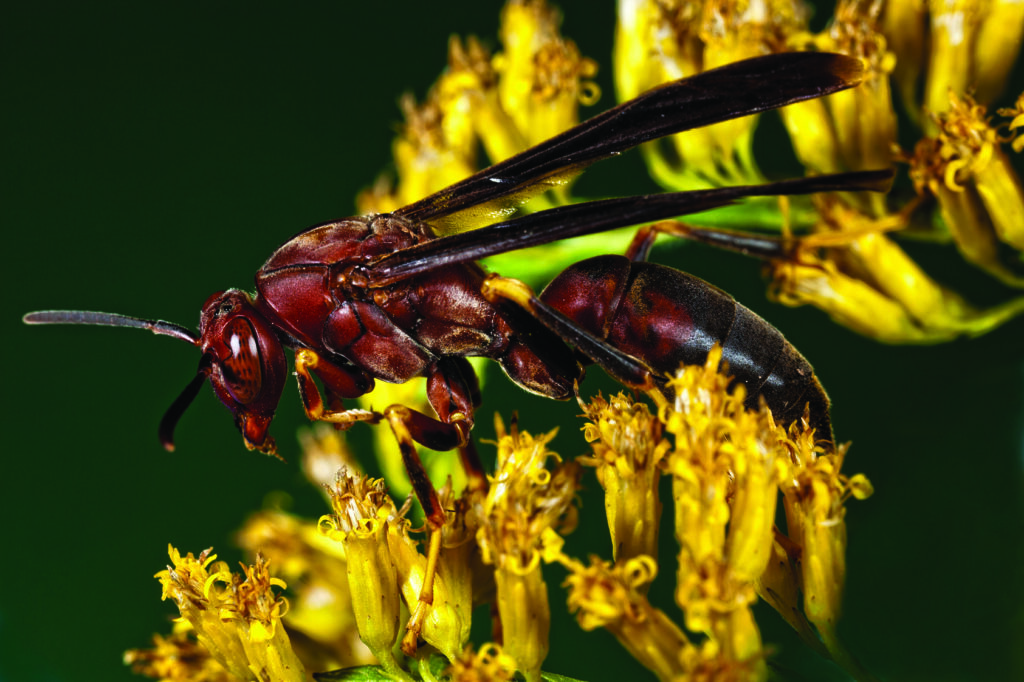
[141,546,307,682]
[358,0,1023,344]
[357,0,598,218]
[567,347,873,681]
[129,347,871,681]
[616,0,1024,344]
[910,91,1024,287]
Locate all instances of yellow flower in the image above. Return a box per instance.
[561,554,693,681]
[386,494,475,663]
[156,546,307,682]
[660,347,776,675]
[476,419,581,682]
[357,88,479,216]
[235,509,372,669]
[774,423,874,670]
[580,392,669,564]
[769,197,1024,342]
[447,643,519,682]
[925,0,1024,120]
[615,0,808,188]
[319,470,411,681]
[359,0,597,218]
[781,0,898,214]
[910,91,1024,287]
[124,622,234,682]
[494,0,599,149]
[434,479,489,655]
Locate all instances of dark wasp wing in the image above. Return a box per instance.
[391,52,865,231]
[366,170,894,286]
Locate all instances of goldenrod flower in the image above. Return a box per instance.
[782,0,898,214]
[156,546,307,682]
[754,531,825,655]
[660,347,776,676]
[770,196,1024,341]
[775,422,874,671]
[924,0,1024,121]
[356,38,496,215]
[124,622,234,682]
[357,89,479,216]
[560,554,693,681]
[494,0,599,149]
[235,509,371,670]
[439,37,525,170]
[476,419,581,682]
[580,392,668,564]
[616,0,808,188]
[434,479,489,652]
[319,471,410,681]
[447,643,519,682]
[910,91,1024,287]
[386,495,475,663]
[359,0,596,218]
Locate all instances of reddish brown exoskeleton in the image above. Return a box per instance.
[24,52,892,651]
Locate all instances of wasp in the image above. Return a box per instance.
[25,52,891,651]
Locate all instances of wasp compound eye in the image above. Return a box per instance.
[220,317,263,404]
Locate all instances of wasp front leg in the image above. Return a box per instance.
[294,348,382,427]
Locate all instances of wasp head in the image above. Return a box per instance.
[193,289,288,455]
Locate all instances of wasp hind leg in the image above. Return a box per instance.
[482,274,671,412]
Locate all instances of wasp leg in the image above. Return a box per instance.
[626,204,911,264]
[482,275,669,410]
[294,349,381,427]
[626,219,802,262]
[426,357,487,494]
[382,357,486,654]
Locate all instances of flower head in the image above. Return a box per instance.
[156,546,306,682]
[561,554,692,681]
[924,0,1024,120]
[476,419,580,682]
[319,470,410,680]
[446,643,519,682]
[124,623,234,682]
[910,91,1024,287]
[580,392,668,564]
[782,0,898,206]
[494,0,599,148]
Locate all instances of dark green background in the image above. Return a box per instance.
[3,2,1022,681]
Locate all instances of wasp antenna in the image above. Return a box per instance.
[22,310,200,345]
[159,367,211,451]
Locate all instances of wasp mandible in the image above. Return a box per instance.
[25,52,892,652]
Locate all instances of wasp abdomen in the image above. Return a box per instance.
[541,256,832,441]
